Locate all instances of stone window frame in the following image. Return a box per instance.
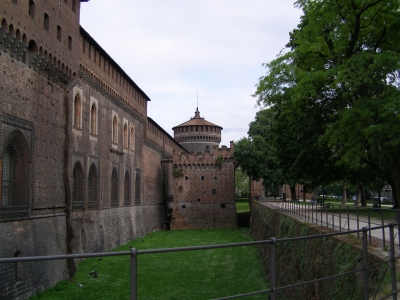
[72,161,84,210]
[0,114,34,220]
[130,124,135,151]
[89,96,98,136]
[72,87,83,130]
[87,162,98,209]
[135,169,141,204]
[29,0,35,18]
[123,118,128,149]
[43,13,49,30]
[124,167,131,206]
[57,25,62,41]
[111,111,118,145]
[111,166,119,207]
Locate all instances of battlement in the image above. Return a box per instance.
[173,141,234,164]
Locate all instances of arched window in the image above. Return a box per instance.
[112,116,118,143]
[74,94,81,128]
[57,25,62,41]
[123,123,128,148]
[72,161,83,209]
[88,164,98,208]
[130,127,135,150]
[90,103,97,135]
[124,171,130,206]
[29,0,35,18]
[2,131,29,208]
[135,172,140,204]
[111,168,118,207]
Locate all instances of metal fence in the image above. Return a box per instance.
[262,199,400,251]
[0,224,399,300]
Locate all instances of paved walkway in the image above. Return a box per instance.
[259,200,400,252]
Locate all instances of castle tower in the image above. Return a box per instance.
[172,108,222,154]
[170,109,236,230]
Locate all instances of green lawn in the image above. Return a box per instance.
[236,201,250,213]
[30,228,268,300]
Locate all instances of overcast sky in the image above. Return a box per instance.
[80,1,303,146]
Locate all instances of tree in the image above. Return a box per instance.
[235,167,250,198]
[254,0,400,208]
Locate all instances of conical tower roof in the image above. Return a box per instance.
[172,108,222,130]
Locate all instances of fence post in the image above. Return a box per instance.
[356,207,360,238]
[381,210,385,250]
[388,223,398,300]
[130,248,138,300]
[367,208,371,244]
[397,210,400,248]
[362,227,369,300]
[270,238,277,300]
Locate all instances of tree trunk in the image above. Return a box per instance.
[355,186,361,206]
[389,163,400,209]
[359,182,367,207]
[290,186,296,201]
[341,181,347,205]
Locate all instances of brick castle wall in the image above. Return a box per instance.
[171,142,237,229]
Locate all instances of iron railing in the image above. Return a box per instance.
[0,224,399,300]
[262,199,400,250]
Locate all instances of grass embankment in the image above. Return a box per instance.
[30,228,267,300]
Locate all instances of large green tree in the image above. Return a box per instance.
[254,0,400,208]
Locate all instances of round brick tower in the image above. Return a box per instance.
[172,107,222,154]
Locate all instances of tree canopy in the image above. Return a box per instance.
[237,0,400,208]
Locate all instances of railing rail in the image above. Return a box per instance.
[261,199,400,250]
[0,224,399,300]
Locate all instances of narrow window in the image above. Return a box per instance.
[201,176,204,180]
[68,36,72,50]
[72,162,83,209]
[74,94,81,128]
[44,13,49,30]
[14,251,23,282]
[82,38,86,53]
[72,0,76,13]
[111,168,118,207]
[29,0,35,18]
[135,172,140,204]
[124,171,130,206]
[112,116,118,143]
[88,164,98,208]
[212,189,217,195]
[123,123,128,148]
[130,127,135,150]
[90,103,97,135]
[57,25,62,41]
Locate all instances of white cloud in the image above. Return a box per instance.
[80,0,302,146]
